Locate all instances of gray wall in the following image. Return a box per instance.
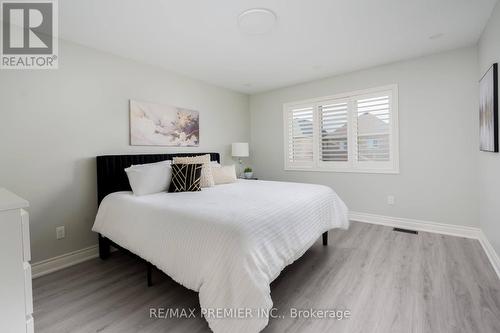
[0,40,249,263]
[478,1,500,257]
[250,47,479,227]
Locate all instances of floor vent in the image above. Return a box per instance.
[393,227,418,235]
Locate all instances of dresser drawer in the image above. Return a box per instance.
[21,209,31,262]
[23,262,33,316]
[26,314,34,333]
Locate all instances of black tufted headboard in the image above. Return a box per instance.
[96,152,220,204]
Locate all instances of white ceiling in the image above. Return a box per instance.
[59,0,498,94]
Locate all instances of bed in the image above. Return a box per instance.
[92,153,349,333]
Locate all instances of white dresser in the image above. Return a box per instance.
[0,189,33,333]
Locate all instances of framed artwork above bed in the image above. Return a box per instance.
[130,100,200,147]
[479,63,498,153]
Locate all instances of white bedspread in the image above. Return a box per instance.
[92,180,348,333]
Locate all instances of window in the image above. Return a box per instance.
[284,85,399,173]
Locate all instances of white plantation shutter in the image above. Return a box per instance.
[286,105,314,167]
[355,93,392,163]
[319,101,349,162]
[284,85,398,173]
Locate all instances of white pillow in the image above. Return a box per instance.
[211,162,222,172]
[125,160,172,196]
[212,165,237,185]
[129,160,172,169]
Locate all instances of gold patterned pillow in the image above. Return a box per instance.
[168,164,202,192]
[173,154,215,187]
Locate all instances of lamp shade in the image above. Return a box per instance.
[232,142,249,157]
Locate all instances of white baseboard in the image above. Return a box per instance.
[349,211,482,239]
[478,231,500,280]
[31,245,99,279]
[349,211,499,280]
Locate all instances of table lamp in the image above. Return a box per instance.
[232,142,249,177]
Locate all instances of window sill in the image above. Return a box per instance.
[284,167,400,175]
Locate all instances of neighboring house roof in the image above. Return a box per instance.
[331,113,389,136]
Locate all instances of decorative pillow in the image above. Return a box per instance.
[173,154,214,187]
[125,160,172,196]
[212,165,237,185]
[129,160,172,168]
[210,161,221,168]
[168,163,203,192]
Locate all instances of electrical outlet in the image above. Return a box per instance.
[56,226,65,240]
[387,195,395,205]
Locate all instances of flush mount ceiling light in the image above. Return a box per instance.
[429,33,444,40]
[238,8,277,34]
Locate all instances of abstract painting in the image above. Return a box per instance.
[479,63,498,152]
[130,100,199,146]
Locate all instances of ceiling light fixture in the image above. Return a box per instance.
[429,33,444,40]
[238,8,277,35]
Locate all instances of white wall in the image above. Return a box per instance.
[0,40,249,262]
[250,47,479,227]
[478,1,500,257]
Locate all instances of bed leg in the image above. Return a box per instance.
[98,234,111,260]
[322,231,328,246]
[147,262,153,287]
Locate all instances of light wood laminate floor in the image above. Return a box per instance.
[33,222,500,333]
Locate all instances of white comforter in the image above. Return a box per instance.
[92,180,349,333]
